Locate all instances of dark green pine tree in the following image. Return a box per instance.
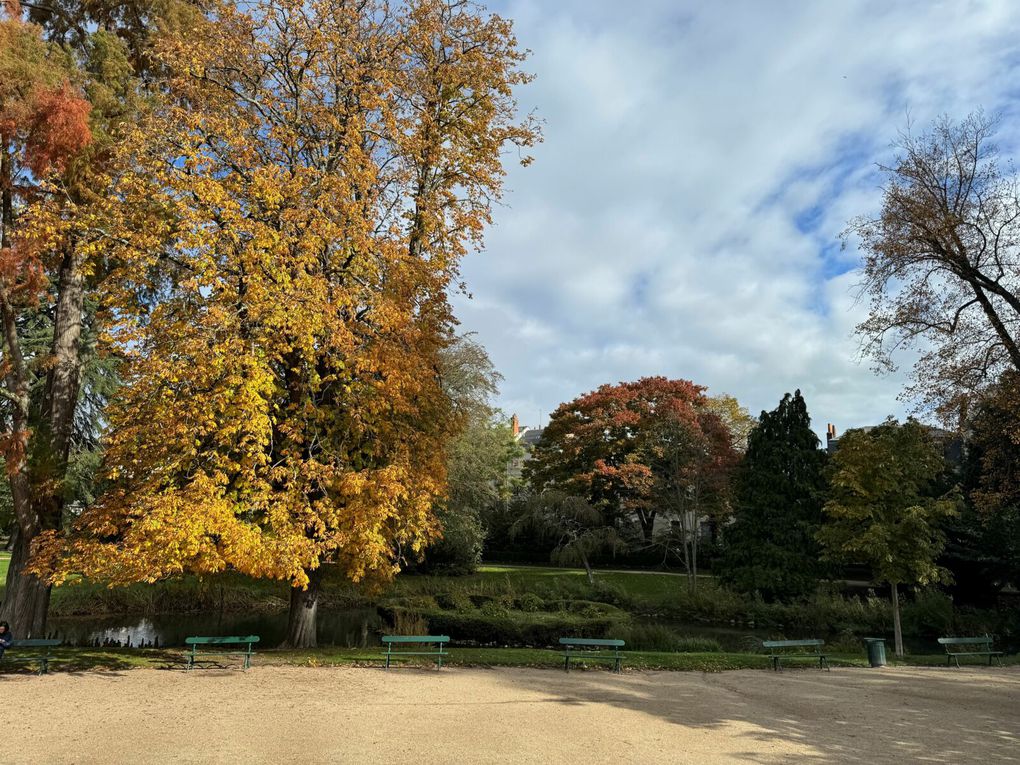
[720,390,828,601]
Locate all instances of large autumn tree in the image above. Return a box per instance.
[525,377,734,545]
[34,0,538,647]
[0,0,153,636]
[848,112,1020,421]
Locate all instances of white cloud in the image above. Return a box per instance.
[456,0,1020,435]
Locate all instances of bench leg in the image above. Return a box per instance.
[614,657,621,673]
[385,652,391,670]
[564,655,570,672]
[437,653,443,669]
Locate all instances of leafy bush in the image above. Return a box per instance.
[436,591,474,611]
[516,593,544,613]
[418,506,485,575]
[479,600,510,617]
[418,610,629,647]
[389,609,430,635]
[616,623,722,652]
[902,589,954,636]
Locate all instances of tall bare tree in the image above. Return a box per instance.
[848,112,1020,421]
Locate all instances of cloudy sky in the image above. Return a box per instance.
[451,0,1020,438]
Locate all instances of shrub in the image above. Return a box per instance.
[616,623,722,653]
[479,600,510,617]
[389,609,429,635]
[436,591,474,612]
[421,610,628,647]
[516,593,544,613]
[902,589,955,636]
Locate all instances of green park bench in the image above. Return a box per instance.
[762,639,829,672]
[381,635,450,669]
[0,639,62,674]
[559,637,625,672]
[185,635,259,670]
[938,635,1003,667]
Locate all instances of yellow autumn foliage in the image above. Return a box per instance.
[32,0,538,592]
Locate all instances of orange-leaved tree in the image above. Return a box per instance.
[525,377,735,545]
[33,0,538,647]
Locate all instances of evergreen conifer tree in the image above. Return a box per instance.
[720,391,828,600]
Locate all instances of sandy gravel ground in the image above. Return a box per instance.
[2,664,1018,764]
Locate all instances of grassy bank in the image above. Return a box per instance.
[2,553,1015,654]
[5,644,1018,675]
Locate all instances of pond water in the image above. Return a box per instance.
[48,609,384,648]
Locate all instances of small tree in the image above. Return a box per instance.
[513,491,622,585]
[819,420,959,656]
[648,406,735,591]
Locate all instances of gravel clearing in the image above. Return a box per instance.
[3,664,1018,764]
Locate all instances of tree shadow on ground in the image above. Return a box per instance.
[500,665,1020,764]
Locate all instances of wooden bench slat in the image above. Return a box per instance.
[382,635,450,644]
[559,638,625,647]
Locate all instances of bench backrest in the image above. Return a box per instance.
[937,636,993,648]
[9,639,61,648]
[762,639,824,650]
[185,636,260,646]
[381,635,450,644]
[559,638,625,648]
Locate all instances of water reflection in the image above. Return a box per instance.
[48,608,384,648]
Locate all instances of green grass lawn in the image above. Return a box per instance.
[5,644,1015,675]
[397,564,693,607]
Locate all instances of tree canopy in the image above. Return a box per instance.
[819,419,958,655]
[849,112,1020,420]
[30,0,539,647]
[719,391,828,601]
[525,377,733,543]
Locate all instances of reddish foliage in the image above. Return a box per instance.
[25,83,92,175]
[0,240,46,306]
[527,377,735,538]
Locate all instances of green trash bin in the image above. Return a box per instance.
[863,638,887,667]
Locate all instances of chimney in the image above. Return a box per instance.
[826,423,837,442]
[511,413,520,436]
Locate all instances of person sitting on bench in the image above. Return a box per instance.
[0,622,13,658]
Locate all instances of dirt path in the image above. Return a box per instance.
[3,665,1018,764]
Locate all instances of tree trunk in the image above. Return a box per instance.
[0,249,85,638]
[690,523,698,593]
[638,509,656,541]
[0,528,51,637]
[283,568,322,648]
[890,582,904,658]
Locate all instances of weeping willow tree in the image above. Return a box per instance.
[513,491,623,584]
